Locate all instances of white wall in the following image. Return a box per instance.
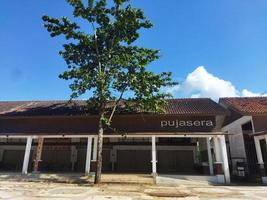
[223,119,249,175]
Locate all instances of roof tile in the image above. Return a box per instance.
[0,98,227,117]
[219,97,267,115]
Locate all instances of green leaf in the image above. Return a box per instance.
[42,0,178,116]
[88,0,94,9]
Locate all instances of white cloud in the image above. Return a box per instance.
[183,66,239,99]
[241,89,267,97]
[166,66,267,100]
[241,89,259,97]
[165,85,180,94]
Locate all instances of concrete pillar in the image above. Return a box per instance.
[219,135,231,184]
[214,136,222,162]
[206,137,214,175]
[92,136,98,161]
[213,136,224,183]
[151,136,157,175]
[254,137,264,164]
[85,136,93,175]
[70,138,79,171]
[22,136,33,174]
[70,145,77,171]
[254,136,265,176]
[33,137,44,173]
[196,139,200,163]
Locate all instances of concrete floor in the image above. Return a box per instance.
[0,173,266,199]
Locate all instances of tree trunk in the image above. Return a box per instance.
[94,112,104,184]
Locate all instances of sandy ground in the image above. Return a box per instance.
[0,174,267,200]
[1,180,267,200]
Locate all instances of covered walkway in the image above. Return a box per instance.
[0,98,231,184]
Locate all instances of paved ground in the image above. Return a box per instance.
[0,174,266,200]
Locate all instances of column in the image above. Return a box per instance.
[214,136,222,162]
[196,139,200,163]
[254,136,265,176]
[219,135,230,184]
[70,138,79,171]
[85,136,93,175]
[254,137,264,164]
[70,145,77,171]
[89,136,98,172]
[33,137,44,173]
[213,136,224,183]
[206,137,214,175]
[22,136,33,174]
[92,136,98,161]
[151,136,157,175]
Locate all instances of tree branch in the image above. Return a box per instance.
[108,87,126,123]
[90,22,105,110]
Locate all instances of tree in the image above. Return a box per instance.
[42,0,177,184]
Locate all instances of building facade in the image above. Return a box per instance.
[3,98,263,184]
[220,97,267,184]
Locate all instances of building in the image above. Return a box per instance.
[0,98,247,184]
[220,97,267,184]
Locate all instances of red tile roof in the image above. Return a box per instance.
[0,101,87,116]
[0,98,227,117]
[219,97,267,115]
[164,98,227,115]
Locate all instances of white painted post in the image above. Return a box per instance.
[85,136,93,175]
[254,137,264,164]
[213,136,225,184]
[70,145,77,171]
[22,136,33,174]
[214,136,222,162]
[196,139,200,163]
[206,137,214,175]
[92,136,98,161]
[219,135,231,184]
[151,136,157,175]
[70,138,79,172]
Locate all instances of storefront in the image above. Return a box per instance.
[220,97,267,184]
[0,98,230,184]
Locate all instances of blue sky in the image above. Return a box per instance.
[0,0,267,101]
